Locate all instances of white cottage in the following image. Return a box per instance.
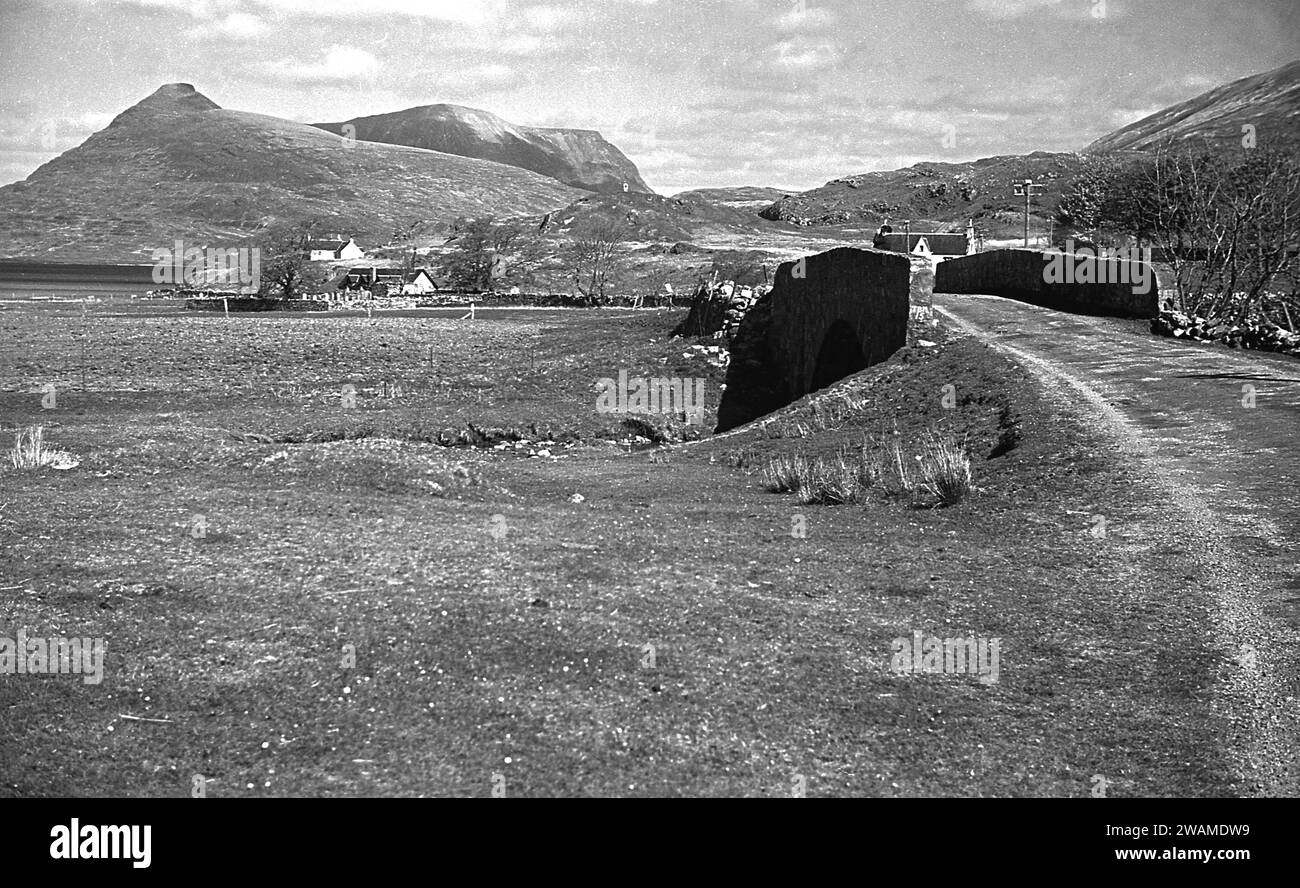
[307,236,364,262]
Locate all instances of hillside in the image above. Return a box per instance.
[1087,59,1300,153]
[674,186,792,207]
[536,189,801,243]
[0,84,582,262]
[758,152,1084,237]
[314,104,650,195]
[754,60,1300,236]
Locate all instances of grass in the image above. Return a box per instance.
[0,297,1242,797]
[8,425,76,471]
[759,430,972,508]
[917,432,973,506]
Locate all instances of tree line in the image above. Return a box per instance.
[253,216,631,304]
[1056,143,1299,328]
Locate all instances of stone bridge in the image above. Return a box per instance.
[716,247,910,431]
[934,248,1161,318]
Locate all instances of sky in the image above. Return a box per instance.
[0,0,1296,193]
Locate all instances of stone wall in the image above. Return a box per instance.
[671,280,771,340]
[716,247,910,431]
[184,298,329,312]
[933,248,1160,318]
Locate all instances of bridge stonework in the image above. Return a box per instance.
[934,248,1160,318]
[716,247,910,432]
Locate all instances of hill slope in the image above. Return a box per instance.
[755,61,1300,235]
[0,84,582,261]
[1087,59,1300,153]
[758,152,1084,237]
[314,104,650,195]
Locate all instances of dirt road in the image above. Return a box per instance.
[935,292,1300,796]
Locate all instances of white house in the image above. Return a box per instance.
[307,236,364,262]
[402,269,440,295]
[873,221,976,264]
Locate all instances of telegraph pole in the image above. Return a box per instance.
[1013,178,1047,247]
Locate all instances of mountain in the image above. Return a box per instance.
[1087,59,1300,153]
[0,84,582,261]
[314,104,650,195]
[673,187,792,208]
[535,189,794,243]
[754,61,1300,235]
[757,152,1085,236]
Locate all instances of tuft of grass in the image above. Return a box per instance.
[762,449,876,505]
[759,429,974,508]
[9,426,77,471]
[761,452,811,493]
[796,456,861,505]
[917,432,973,506]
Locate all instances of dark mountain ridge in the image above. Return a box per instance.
[314,103,650,195]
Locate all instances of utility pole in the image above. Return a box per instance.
[903,220,911,256]
[1013,178,1047,248]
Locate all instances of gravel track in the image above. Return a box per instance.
[936,293,1300,797]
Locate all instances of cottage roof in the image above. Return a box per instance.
[873,232,969,256]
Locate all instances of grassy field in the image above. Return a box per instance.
[0,299,1240,796]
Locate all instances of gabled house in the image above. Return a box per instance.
[307,236,364,262]
[401,269,441,295]
[873,221,975,262]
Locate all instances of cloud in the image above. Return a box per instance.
[0,110,113,154]
[770,37,843,71]
[965,0,1064,18]
[255,46,380,85]
[189,11,268,39]
[774,4,838,32]
[439,63,521,93]
[82,0,493,25]
[250,0,493,25]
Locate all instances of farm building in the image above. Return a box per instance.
[873,221,975,263]
[401,269,441,295]
[307,236,364,262]
[337,266,404,291]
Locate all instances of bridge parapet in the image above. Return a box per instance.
[716,247,910,432]
[934,248,1160,318]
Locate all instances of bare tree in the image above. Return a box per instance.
[569,219,627,305]
[391,219,430,274]
[1066,142,1300,325]
[444,217,523,291]
[1137,145,1300,323]
[258,223,328,299]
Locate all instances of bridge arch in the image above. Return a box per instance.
[811,319,868,393]
[716,247,910,432]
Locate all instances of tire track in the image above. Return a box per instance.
[936,298,1300,796]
